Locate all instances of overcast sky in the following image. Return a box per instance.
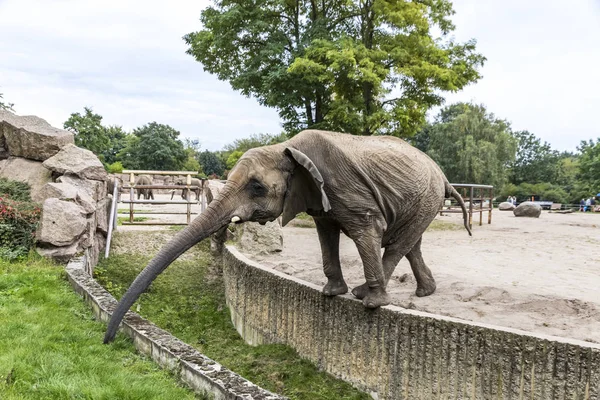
[1,0,599,152]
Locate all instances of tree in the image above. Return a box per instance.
[198,150,225,177]
[424,103,517,190]
[103,125,129,165]
[64,108,111,159]
[226,150,244,169]
[184,0,485,137]
[182,139,203,174]
[119,123,187,171]
[577,139,600,194]
[509,131,560,185]
[0,92,14,111]
[223,132,288,153]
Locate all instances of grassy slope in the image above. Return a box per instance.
[95,238,369,400]
[0,255,199,400]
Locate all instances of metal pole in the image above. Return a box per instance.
[129,173,135,223]
[105,177,120,259]
[186,174,191,224]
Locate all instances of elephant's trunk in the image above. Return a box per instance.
[103,187,237,343]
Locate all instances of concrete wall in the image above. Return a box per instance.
[223,246,600,400]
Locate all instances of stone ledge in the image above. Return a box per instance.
[223,245,600,400]
[65,256,286,400]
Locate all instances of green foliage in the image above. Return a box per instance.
[223,132,288,153]
[0,92,14,111]
[107,161,124,174]
[185,0,484,136]
[421,103,517,190]
[96,236,369,400]
[577,139,600,193]
[198,150,225,177]
[0,179,40,261]
[498,182,569,204]
[0,256,197,399]
[226,150,244,169]
[63,107,129,166]
[509,130,561,185]
[119,122,187,171]
[182,138,203,173]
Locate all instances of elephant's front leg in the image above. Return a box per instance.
[315,218,347,296]
[351,229,390,308]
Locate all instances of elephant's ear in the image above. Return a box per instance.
[282,147,331,226]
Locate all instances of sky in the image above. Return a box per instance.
[1,0,599,152]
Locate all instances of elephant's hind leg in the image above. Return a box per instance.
[406,237,436,297]
[315,218,348,296]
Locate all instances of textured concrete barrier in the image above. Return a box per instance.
[66,256,286,400]
[223,246,600,400]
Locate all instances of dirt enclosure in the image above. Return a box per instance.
[120,195,600,344]
[248,211,600,345]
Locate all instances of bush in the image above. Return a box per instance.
[0,179,41,261]
[497,182,569,204]
[107,161,124,174]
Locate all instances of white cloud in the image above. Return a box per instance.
[1,0,599,151]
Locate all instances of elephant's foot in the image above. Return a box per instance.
[322,279,348,296]
[362,287,391,309]
[351,282,369,299]
[415,279,436,297]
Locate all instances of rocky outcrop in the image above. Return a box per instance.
[513,201,542,218]
[37,198,88,246]
[0,157,52,202]
[0,110,73,161]
[498,201,516,211]
[43,144,107,181]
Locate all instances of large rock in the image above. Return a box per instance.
[37,198,87,246]
[57,174,106,201]
[0,110,73,161]
[39,182,96,214]
[513,201,542,218]
[236,220,283,254]
[0,157,52,202]
[43,144,107,181]
[36,242,80,263]
[498,201,516,211]
[96,197,111,234]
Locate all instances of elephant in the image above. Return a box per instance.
[135,175,154,200]
[104,129,470,343]
[170,177,203,201]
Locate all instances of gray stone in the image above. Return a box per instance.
[96,197,111,234]
[0,157,52,203]
[42,144,107,181]
[57,174,106,201]
[0,109,73,161]
[36,242,80,263]
[84,233,106,275]
[513,201,542,218]
[39,182,78,201]
[37,198,87,246]
[498,201,516,211]
[236,220,283,254]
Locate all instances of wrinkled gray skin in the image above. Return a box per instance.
[170,177,202,201]
[135,175,154,200]
[104,130,471,343]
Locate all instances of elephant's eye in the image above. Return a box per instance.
[247,179,268,198]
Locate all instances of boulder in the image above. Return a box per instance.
[84,233,106,274]
[57,174,106,201]
[95,197,112,234]
[0,157,52,202]
[498,202,516,211]
[42,144,107,181]
[36,242,80,263]
[37,198,87,246]
[236,220,283,254]
[0,110,73,161]
[513,201,542,218]
[39,182,79,201]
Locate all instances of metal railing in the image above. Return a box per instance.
[440,183,494,229]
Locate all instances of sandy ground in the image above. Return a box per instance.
[117,194,600,344]
[249,211,600,344]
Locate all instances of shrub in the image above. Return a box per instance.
[107,161,124,173]
[0,179,41,260]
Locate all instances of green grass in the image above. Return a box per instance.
[95,240,368,400]
[0,255,199,400]
[117,216,150,225]
[426,219,464,231]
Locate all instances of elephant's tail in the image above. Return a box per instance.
[445,182,472,236]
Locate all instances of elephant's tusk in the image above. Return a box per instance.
[231,216,241,223]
